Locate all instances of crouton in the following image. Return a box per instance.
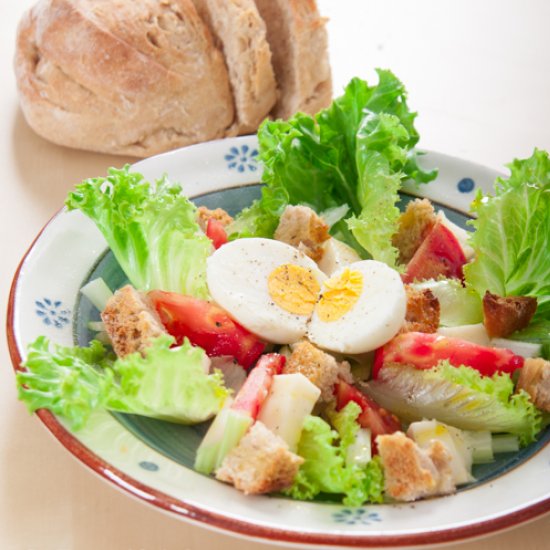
[392,199,436,264]
[101,285,168,358]
[274,205,330,262]
[376,431,455,502]
[284,341,340,401]
[482,291,537,338]
[215,421,303,494]
[517,357,550,412]
[401,285,440,334]
[196,206,234,232]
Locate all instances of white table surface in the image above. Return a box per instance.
[1,1,549,548]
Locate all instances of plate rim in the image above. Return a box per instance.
[6,141,550,548]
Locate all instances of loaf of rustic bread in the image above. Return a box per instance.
[14,0,332,157]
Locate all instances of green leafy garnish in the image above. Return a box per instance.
[509,320,550,360]
[464,149,550,319]
[285,402,384,505]
[367,362,542,446]
[16,336,116,430]
[434,363,542,446]
[66,166,212,299]
[228,71,436,267]
[17,335,228,430]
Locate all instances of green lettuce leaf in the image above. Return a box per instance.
[366,362,542,446]
[16,336,116,430]
[17,335,228,430]
[285,402,384,505]
[509,320,550,360]
[66,166,212,299]
[464,149,550,319]
[228,71,437,267]
[113,336,227,423]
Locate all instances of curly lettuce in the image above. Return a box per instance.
[228,71,436,267]
[17,335,228,430]
[366,362,542,446]
[509,319,550,360]
[66,166,212,299]
[285,402,384,505]
[464,149,550,319]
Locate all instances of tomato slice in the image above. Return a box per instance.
[335,380,401,452]
[148,290,265,369]
[373,331,524,379]
[232,354,285,419]
[403,222,466,283]
[206,218,228,249]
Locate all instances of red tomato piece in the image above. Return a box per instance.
[403,222,466,283]
[335,380,401,452]
[148,290,265,369]
[206,218,228,249]
[372,331,524,379]
[231,354,286,419]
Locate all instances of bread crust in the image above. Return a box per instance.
[216,421,303,494]
[101,285,168,357]
[392,198,437,264]
[482,291,537,339]
[402,285,440,334]
[191,0,277,133]
[284,340,339,401]
[274,205,330,262]
[253,0,332,119]
[377,431,455,502]
[517,357,550,412]
[15,0,235,156]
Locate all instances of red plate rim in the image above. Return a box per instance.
[6,208,550,548]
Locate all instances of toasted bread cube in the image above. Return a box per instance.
[377,431,455,502]
[402,285,440,334]
[482,291,537,338]
[274,205,330,262]
[517,357,550,412]
[392,199,436,264]
[284,341,340,401]
[196,206,234,232]
[215,421,303,494]
[101,285,168,358]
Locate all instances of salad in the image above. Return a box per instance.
[16,70,550,506]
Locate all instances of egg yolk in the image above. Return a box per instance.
[316,268,363,322]
[268,264,321,315]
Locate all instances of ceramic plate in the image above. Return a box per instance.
[7,136,550,548]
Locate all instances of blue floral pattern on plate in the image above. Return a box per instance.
[139,460,160,472]
[225,145,258,172]
[457,177,475,193]
[35,298,71,328]
[332,508,382,525]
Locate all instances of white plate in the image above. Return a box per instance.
[8,136,550,548]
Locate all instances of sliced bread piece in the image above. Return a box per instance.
[191,0,278,134]
[253,0,332,119]
[15,0,235,157]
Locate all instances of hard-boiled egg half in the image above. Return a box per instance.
[207,238,326,344]
[207,238,406,353]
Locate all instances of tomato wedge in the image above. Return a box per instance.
[232,354,286,419]
[205,218,228,249]
[335,379,401,452]
[403,222,466,283]
[373,331,524,379]
[148,290,265,369]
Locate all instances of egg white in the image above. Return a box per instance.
[207,238,327,344]
[307,260,406,354]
